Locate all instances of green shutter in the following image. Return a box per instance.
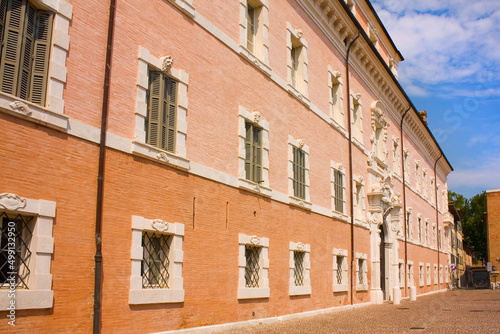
[0,0,8,56]
[147,71,162,148]
[28,9,51,105]
[166,78,177,153]
[245,122,252,180]
[0,0,25,95]
[244,122,262,183]
[17,1,34,100]
[254,127,261,182]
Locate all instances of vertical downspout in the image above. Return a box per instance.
[400,107,410,297]
[93,0,117,333]
[434,154,443,288]
[346,33,360,305]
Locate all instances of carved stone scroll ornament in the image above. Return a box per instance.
[369,212,382,226]
[151,219,169,232]
[250,235,260,245]
[161,55,174,72]
[157,152,169,162]
[297,242,305,251]
[9,101,32,116]
[0,193,27,211]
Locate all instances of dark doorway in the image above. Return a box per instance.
[379,225,386,299]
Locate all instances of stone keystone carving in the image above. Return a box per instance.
[157,152,169,162]
[161,55,174,72]
[252,111,261,124]
[0,193,27,211]
[10,101,32,116]
[250,235,260,245]
[295,29,303,38]
[296,242,305,251]
[297,139,305,149]
[151,219,169,232]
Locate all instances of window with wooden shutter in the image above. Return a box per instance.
[146,70,177,153]
[0,0,52,106]
[244,122,262,183]
[333,169,344,213]
[292,146,306,199]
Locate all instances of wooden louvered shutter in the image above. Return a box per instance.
[253,126,262,183]
[244,122,252,180]
[0,0,8,57]
[17,1,34,101]
[147,71,162,148]
[0,0,25,95]
[29,9,51,105]
[165,78,177,153]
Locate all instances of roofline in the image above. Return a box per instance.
[364,0,404,61]
[486,189,500,194]
[338,0,453,172]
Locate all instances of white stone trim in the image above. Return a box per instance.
[129,216,185,304]
[239,0,271,76]
[418,263,424,287]
[392,136,401,176]
[407,261,414,287]
[166,0,195,17]
[350,92,363,143]
[333,248,349,292]
[133,46,190,170]
[288,135,311,210]
[328,66,344,129]
[238,233,270,299]
[353,176,366,224]
[0,193,56,310]
[238,106,272,197]
[398,259,404,288]
[331,161,347,217]
[287,22,309,101]
[289,241,311,296]
[355,253,368,291]
[0,0,71,126]
[434,264,438,285]
[426,263,431,286]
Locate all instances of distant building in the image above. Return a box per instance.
[487,189,500,284]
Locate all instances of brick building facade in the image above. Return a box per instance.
[0,0,453,332]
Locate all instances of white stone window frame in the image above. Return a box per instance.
[423,168,428,198]
[333,248,349,292]
[425,218,430,245]
[434,264,438,285]
[0,0,72,131]
[430,177,436,203]
[432,224,437,247]
[418,263,424,287]
[407,261,414,287]
[398,260,404,288]
[238,0,271,76]
[286,22,309,104]
[426,263,431,286]
[129,216,185,305]
[353,175,366,223]
[166,0,195,17]
[392,137,401,176]
[331,161,347,218]
[415,160,421,193]
[0,193,55,310]
[289,241,311,296]
[350,92,363,147]
[238,106,272,197]
[328,67,344,130]
[355,253,368,291]
[288,135,311,210]
[132,46,190,171]
[406,207,413,240]
[403,149,410,182]
[369,101,389,168]
[238,233,270,299]
[368,24,379,50]
[444,265,449,283]
[417,213,423,244]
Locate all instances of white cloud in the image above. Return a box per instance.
[447,152,500,191]
[372,1,500,96]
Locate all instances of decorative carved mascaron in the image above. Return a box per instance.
[9,101,32,116]
[161,55,174,72]
[295,29,303,38]
[297,139,305,149]
[0,193,27,211]
[332,70,341,79]
[250,235,261,245]
[151,219,169,232]
[252,111,261,125]
[157,152,169,162]
[296,242,305,251]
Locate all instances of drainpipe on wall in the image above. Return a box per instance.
[434,154,443,288]
[93,0,117,333]
[346,33,360,306]
[400,107,411,297]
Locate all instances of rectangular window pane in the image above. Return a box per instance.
[293,251,304,286]
[336,256,343,285]
[247,4,255,52]
[293,147,306,199]
[245,245,260,288]
[141,232,171,289]
[245,122,262,183]
[334,170,344,213]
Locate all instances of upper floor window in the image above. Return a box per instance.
[146,70,177,153]
[354,178,365,221]
[418,216,422,243]
[393,138,401,174]
[292,146,306,199]
[246,3,256,53]
[0,0,52,106]
[333,168,344,213]
[240,0,269,67]
[351,93,363,142]
[245,122,262,183]
[287,23,308,98]
[329,70,344,127]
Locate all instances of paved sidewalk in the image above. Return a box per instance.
[226,290,500,333]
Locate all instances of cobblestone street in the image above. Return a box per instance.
[226,290,500,333]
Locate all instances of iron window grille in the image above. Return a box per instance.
[334,169,344,213]
[141,232,171,289]
[245,245,261,288]
[293,251,305,286]
[0,212,33,289]
[358,259,364,285]
[292,146,306,199]
[244,122,263,183]
[336,256,344,285]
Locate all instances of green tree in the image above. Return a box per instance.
[448,191,487,263]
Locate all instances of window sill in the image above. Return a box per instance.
[288,196,312,210]
[286,84,310,107]
[239,46,272,77]
[333,284,349,292]
[0,290,53,310]
[332,211,349,222]
[352,137,367,155]
[129,288,184,304]
[131,141,190,171]
[330,118,348,137]
[238,287,270,300]
[0,93,68,131]
[356,284,368,291]
[238,178,272,198]
[289,285,311,296]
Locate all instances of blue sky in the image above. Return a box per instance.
[371,0,500,199]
